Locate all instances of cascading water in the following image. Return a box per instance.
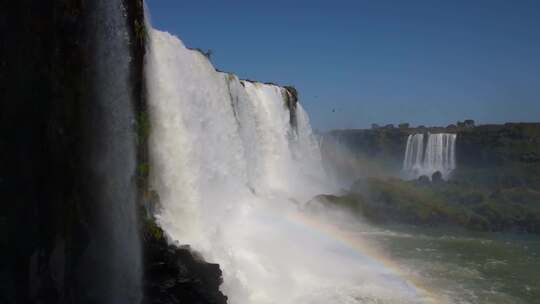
[403,134,425,174]
[86,1,142,302]
[403,133,457,179]
[423,133,457,177]
[146,27,436,303]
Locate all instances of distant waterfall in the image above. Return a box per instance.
[403,134,425,173]
[423,133,457,178]
[146,28,425,303]
[403,133,457,179]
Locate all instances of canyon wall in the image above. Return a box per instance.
[322,123,540,187]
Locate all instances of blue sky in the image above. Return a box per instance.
[146,0,540,131]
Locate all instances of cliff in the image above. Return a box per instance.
[319,122,540,233]
[0,1,226,303]
[1,1,109,302]
[322,123,540,185]
[457,123,540,167]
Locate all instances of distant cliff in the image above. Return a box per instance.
[322,122,540,186]
[319,122,540,233]
[457,123,540,167]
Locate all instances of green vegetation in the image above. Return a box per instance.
[315,177,540,233]
[320,123,540,233]
[137,162,149,177]
[134,19,147,46]
[135,111,150,145]
[141,207,164,241]
[453,163,540,191]
[140,188,163,242]
[135,110,151,203]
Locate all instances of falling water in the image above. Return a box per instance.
[403,133,457,179]
[423,133,457,178]
[146,28,435,304]
[85,1,142,302]
[403,134,425,174]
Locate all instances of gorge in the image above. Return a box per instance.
[2,1,540,304]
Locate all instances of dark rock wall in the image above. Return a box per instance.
[141,224,228,304]
[1,1,93,303]
[1,1,228,303]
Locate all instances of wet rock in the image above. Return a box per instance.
[416,175,431,185]
[431,171,443,184]
[141,217,228,304]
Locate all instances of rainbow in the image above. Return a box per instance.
[287,211,446,304]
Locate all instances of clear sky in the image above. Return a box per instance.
[146,0,540,131]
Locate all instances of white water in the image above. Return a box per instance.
[403,134,425,174]
[146,28,433,303]
[403,133,457,179]
[87,1,141,302]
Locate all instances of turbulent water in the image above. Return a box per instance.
[353,224,540,304]
[145,28,441,303]
[403,133,457,179]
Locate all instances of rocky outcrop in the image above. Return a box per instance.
[283,86,298,130]
[141,217,228,304]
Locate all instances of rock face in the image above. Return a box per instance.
[1,1,227,303]
[1,1,106,302]
[141,220,228,304]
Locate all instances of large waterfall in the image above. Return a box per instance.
[403,133,457,179]
[145,27,434,304]
[145,29,329,250]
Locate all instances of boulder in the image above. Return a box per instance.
[416,175,431,185]
[142,221,228,304]
[431,171,443,184]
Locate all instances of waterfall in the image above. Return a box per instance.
[403,133,457,179]
[423,133,457,178]
[146,28,428,303]
[85,1,141,302]
[403,134,425,173]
